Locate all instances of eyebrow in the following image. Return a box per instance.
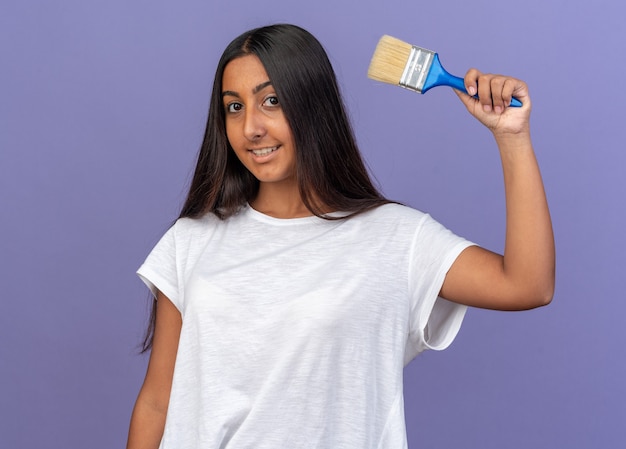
[222,81,273,98]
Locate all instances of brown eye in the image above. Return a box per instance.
[263,96,279,107]
[226,102,243,113]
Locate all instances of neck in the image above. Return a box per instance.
[250,182,313,218]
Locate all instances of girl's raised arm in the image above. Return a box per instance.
[440,70,555,310]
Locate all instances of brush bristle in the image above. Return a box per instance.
[367,35,414,85]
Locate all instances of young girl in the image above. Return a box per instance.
[127,23,554,449]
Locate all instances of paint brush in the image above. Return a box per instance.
[367,35,522,107]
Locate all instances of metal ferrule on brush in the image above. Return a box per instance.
[399,46,435,93]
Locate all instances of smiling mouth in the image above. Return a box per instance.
[250,146,279,157]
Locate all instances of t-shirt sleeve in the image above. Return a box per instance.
[405,213,475,364]
[136,223,180,309]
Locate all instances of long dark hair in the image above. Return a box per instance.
[141,24,391,352]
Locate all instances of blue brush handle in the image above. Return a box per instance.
[423,53,523,107]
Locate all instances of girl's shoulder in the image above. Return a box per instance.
[361,202,429,224]
[170,211,227,240]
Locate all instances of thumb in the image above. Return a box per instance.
[452,87,476,111]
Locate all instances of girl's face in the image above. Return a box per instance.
[222,55,297,188]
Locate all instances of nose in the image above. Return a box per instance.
[243,107,266,141]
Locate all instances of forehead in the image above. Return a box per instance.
[222,55,270,92]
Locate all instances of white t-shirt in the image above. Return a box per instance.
[137,203,474,448]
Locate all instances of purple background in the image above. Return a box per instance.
[2,0,624,447]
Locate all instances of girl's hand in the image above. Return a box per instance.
[453,69,531,137]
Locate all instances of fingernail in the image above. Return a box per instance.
[468,86,477,96]
[483,104,492,113]
[494,106,503,114]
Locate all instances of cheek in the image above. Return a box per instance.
[225,122,240,148]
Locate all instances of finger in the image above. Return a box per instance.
[477,73,495,113]
[508,78,531,109]
[464,68,482,98]
[490,76,507,114]
[500,78,517,110]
